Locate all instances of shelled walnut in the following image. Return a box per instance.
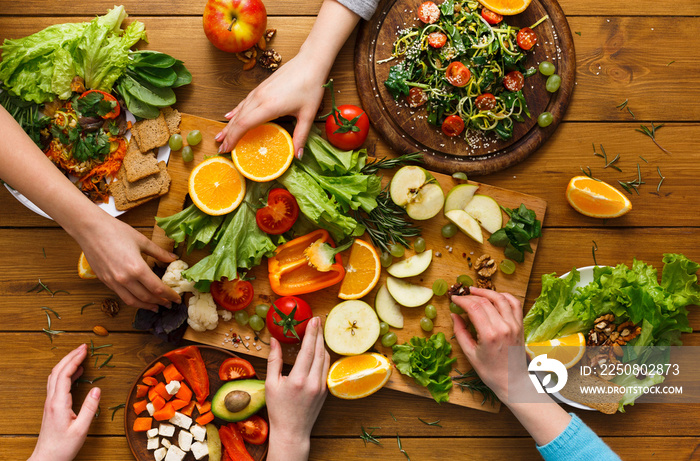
[258,49,282,71]
[584,313,642,380]
[473,254,496,290]
[238,28,280,71]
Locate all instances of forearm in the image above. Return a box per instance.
[266,431,310,461]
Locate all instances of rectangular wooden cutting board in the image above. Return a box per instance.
[152,114,547,413]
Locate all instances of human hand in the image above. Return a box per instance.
[265,317,330,461]
[29,344,101,461]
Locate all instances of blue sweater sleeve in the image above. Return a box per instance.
[537,414,620,461]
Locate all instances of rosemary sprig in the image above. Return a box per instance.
[592,240,599,266]
[656,167,665,193]
[618,163,645,195]
[390,412,397,422]
[97,354,115,369]
[597,144,621,172]
[627,106,635,119]
[615,99,628,110]
[41,306,61,319]
[396,434,411,460]
[89,340,113,357]
[42,329,65,343]
[360,425,382,446]
[42,248,47,259]
[639,156,648,163]
[75,376,105,385]
[452,369,498,406]
[418,418,442,427]
[636,123,672,155]
[355,187,421,253]
[95,405,101,419]
[580,167,601,182]
[108,403,125,421]
[360,152,423,175]
[27,279,69,296]
[575,31,582,36]
[81,302,95,314]
[667,60,675,66]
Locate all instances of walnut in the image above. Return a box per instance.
[259,49,282,71]
[101,298,120,317]
[448,283,470,298]
[264,28,276,42]
[474,254,497,278]
[475,276,493,290]
[585,346,620,381]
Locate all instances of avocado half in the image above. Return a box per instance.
[211,379,266,422]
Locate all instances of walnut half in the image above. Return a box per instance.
[259,49,282,71]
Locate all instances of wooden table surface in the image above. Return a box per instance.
[1,1,699,460]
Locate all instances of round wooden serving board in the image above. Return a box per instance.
[355,0,576,176]
[125,345,268,461]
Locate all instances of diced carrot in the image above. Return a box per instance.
[153,402,176,421]
[153,382,172,401]
[132,399,149,415]
[175,382,192,402]
[142,376,158,387]
[133,417,152,432]
[136,384,149,399]
[143,361,166,378]
[196,401,211,414]
[195,411,214,425]
[151,395,166,412]
[163,364,184,383]
[148,386,158,402]
[171,399,188,411]
[181,401,196,417]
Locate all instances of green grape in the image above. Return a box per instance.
[537,112,554,128]
[234,310,249,326]
[538,61,555,76]
[381,332,398,347]
[452,172,468,180]
[380,251,393,267]
[186,130,202,146]
[457,274,473,287]
[500,259,516,275]
[424,304,437,319]
[546,74,562,93]
[413,237,426,253]
[441,223,458,238]
[379,321,390,336]
[181,146,194,162]
[432,278,448,296]
[420,317,434,332]
[389,244,405,258]
[168,134,183,151]
[248,314,264,331]
[254,304,270,318]
[449,302,464,314]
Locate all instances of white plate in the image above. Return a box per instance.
[4,110,170,220]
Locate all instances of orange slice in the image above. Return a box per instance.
[477,0,532,15]
[78,252,98,279]
[566,176,632,218]
[231,123,294,182]
[525,332,586,369]
[188,157,246,216]
[338,239,381,300]
[327,353,392,399]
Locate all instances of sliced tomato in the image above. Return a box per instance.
[427,32,447,48]
[445,62,471,87]
[255,188,299,235]
[441,115,465,137]
[210,278,254,312]
[78,89,120,119]
[234,415,269,445]
[218,357,256,381]
[516,27,537,50]
[503,71,525,92]
[481,8,503,25]
[475,93,497,111]
[417,1,440,24]
[407,87,428,108]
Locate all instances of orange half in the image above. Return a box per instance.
[338,239,381,300]
[188,157,246,215]
[327,353,392,399]
[78,252,97,279]
[525,332,586,369]
[566,176,632,218]
[232,123,294,182]
[477,0,532,15]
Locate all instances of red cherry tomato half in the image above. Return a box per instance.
[503,70,525,92]
[427,32,447,48]
[481,8,503,25]
[218,357,256,381]
[516,27,537,50]
[417,1,440,24]
[266,296,312,344]
[78,89,121,119]
[445,62,471,87]
[407,87,428,108]
[256,188,299,235]
[441,115,465,137]
[325,104,370,151]
[210,278,254,312]
[234,415,269,445]
[475,93,497,111]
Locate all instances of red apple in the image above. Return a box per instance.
[203,0,267,53]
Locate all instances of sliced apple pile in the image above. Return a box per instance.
[390,166,444,220]
[443,184,503,242]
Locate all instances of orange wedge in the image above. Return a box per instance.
[338,239,381,300]
[327,353,392,399]
[565,176,632,218]
[78,252,97,279]
[477,0,532,15]
[525,332,586,369]
[188,157,246,215]
[231,123,294,182]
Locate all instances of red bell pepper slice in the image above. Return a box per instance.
[164,346,209,404]
[219,424,254,461]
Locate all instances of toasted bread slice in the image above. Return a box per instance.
[162,106,181,135]
[123,143,160,182]
[124,162,170,202]
[558,367,621,414]
[110,180,153,211]
[131,112,169,152]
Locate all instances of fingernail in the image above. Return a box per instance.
[215,131,223,141]
[224,111,233,118]
[296,148,304,160]
[169,252,178,259]
[89,387,101,398]
[270,337,278,350]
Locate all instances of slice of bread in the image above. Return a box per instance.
[558,367,621,414]
[110,179,153,211]
[131,112,169,152]
[162,106,181,135]
[123,142,160,182]
[124,162,171,202]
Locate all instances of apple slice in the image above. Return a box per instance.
[324,300,381,356]
[389,166,445,220]
[445,209,483,244]
[386,276,433,307]
[444,184,478,214]
[375,284,404,328]
[464,194,503,234]
[387,249,433,278]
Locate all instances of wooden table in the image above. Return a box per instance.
[1,1,699,459]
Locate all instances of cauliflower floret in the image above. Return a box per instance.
[187,292,219,332]
[217,309,233,322]
[162,260,196,294]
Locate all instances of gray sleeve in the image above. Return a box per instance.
[336,0,380,21]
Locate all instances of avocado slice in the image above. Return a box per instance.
[211,379,266,422]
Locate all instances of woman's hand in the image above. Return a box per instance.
[29,344,101,461]
[265,317,330,461]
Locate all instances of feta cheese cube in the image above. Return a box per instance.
[169,411,192,430]
[190,441,209,460]
[164,445,186,461]
[161,439,172,449]
[147,402,156,416]
[154,447,167,461]
[147,428,159,438]
[158,423,176,438]
[190,424,206,442]
[178,430,193,452]
[147,437,160,451]
[165,380,181,396]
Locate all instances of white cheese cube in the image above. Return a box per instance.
[164,445,186,461]
[158,423,176,438]
[161,439,172,449]
[190,441,209,460]
[190,424,206,442]
[147,402,156,416]
[154,447,167,461]
[147,428,159,438]
[165,380,181,396]
[169,411,192,430]
[178,430,193,452]
[147,437,160,451]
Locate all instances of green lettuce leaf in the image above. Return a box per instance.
[155,204,224,254]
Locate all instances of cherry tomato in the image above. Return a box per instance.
[210,278,254,312]
[255,188,299,235]
[407,87,428,108]
[441,115,465,137]
[427,32,447,48]
[266,296,312,344]
[503,70,525,92]
[481,8,503,25]
[445,62,471,87]
[475,93,497,111]
[417,1,440,24]
[77,90,120,119]
[516,27,537,50]
[234,415,269,445]
[325,104,370,150]
[218,357,256,381]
